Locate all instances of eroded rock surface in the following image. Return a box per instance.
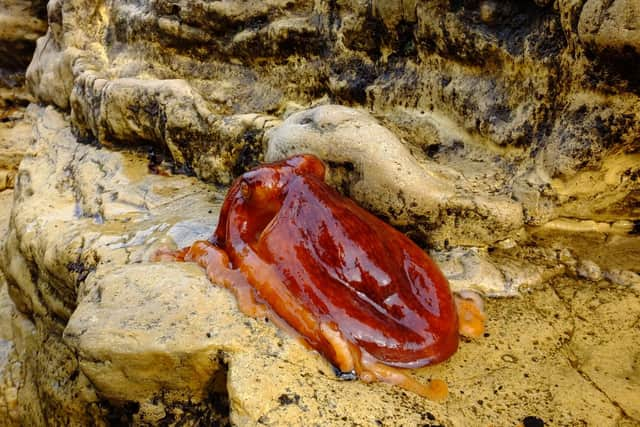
[578,0,640,56]
[0,0,46,88]
[21,0,640,275]
[0,0,46,193]
[1,0,639,425]
[0,106,638,426]
[266,105,524,248]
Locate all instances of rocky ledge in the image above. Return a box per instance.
[0,104,637,426]
[0,0,639,425]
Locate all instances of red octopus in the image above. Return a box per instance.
[156,154,484,400]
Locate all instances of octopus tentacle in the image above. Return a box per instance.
[359,350,448,401]
[320,322,448,401]
[454,291,486,339]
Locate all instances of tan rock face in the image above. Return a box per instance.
[0,0,638,425]
[0,0,47,83]
[19,0,640,272]
[578,0,640,56]
[1,106,225,425]
[1,105,638,427]
[0,0,46,192]
[266,105,525,249]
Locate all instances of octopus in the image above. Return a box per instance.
[155,154,485,400]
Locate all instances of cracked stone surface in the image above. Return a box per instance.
[0,106,638,426]
[0,0,639,425]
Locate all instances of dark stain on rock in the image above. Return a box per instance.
[395,20,417,58]
[147,145,195,177]
[103,400,140,426]
[157,352,230,426]
[583,46,640,94]
[326,160,359,197]
[434,0,563,64]
[66,261,95,284]
[330,57,377,104]
[74,130,102,149]
[522,415,545,427]
[278,393,301,406]
[424,143,442,158]
[231,128,263,177]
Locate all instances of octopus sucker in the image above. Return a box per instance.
[156,154,478,399]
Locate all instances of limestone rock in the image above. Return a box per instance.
[19,0,638,277]
[561,279,640,421]
[0,0,47,83]
[25,31,76,110]
[1,0,639,424]
[65,263,235,425]
[1,105,228,425]
[266,105,524,248]
[578,0,640,56]
[0,110,32,191]
[1,105,638,426]
[0,0,45,192]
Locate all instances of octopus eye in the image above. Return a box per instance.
[239,180,252,200]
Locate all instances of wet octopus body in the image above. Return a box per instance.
[157,154,469,400]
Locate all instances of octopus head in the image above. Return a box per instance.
[211,154,328,246]
[236,154,326,207]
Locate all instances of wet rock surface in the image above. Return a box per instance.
[0,107,637,426]
[19,0,640,276]
[0,0,638,425]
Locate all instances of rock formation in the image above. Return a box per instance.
[0,0,638,425]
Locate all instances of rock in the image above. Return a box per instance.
[0,0,47,82]
[433,248,509,295]
[65,263,235,425]
[18,0,639,261]
[604,269,640,290]
[25,32,76,110]
[1,0,638,424]
[432,246,565,296]
[266,105,524,248]
[0,192,14,342]
[529,218,640,273]
[577,259,603,282]
[2,105,638,426]
[0,0,44,193]
[566,283,640,420]
[578,0,640,56]
[0,105,233,424]
[0,116,31,191]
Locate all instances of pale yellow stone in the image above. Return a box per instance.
[0,105,637,426]
[0,0,638,422]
